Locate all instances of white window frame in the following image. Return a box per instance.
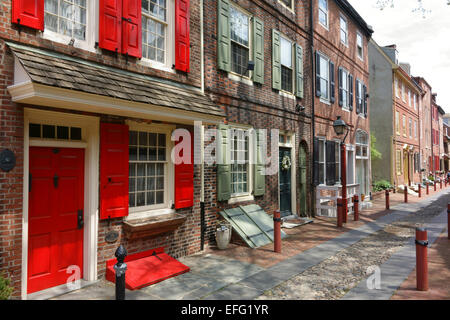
[340,15,348,46]
[402,82,406,102]
[356,79,364,116]
[317,137,326,185]
[278,0,295,12]
[280,34,295,95]
[395,77,399,98]
[41,0,96,53]
[318,0,329,29]
[228,4,253,80]
[228,124,254,204]
[414,94,417,111]
[356,130,369,160]
[408,89,411,107]
[403,114,407,137]
[140,0,176,73]
[318,52,330,103]
[414,120,418,139]
[396,111,400,135]
[356,32,364,61]
[341,67,350,110]
[126,121,176,219]
[409,118,413,138]
[334,139,341,185]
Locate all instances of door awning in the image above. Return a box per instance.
[6,42,225,124]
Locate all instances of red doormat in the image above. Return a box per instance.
[105,247,190,290]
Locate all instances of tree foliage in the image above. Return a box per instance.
[370,133,382,161]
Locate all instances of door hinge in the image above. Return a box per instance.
[53,174,59,188]
[29,173,32,192]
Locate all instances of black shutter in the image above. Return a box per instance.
[355,80,360,114]
[326,141,336,186]
[329,61,335,104]
[338,67,343,107]
[315,52,321,97]
[313,137,320,186]
[349,74,354,111]
[334,142,339,183]
[363,84,368,117]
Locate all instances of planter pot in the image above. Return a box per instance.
[216,225,232,250]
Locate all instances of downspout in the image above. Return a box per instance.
[200,0,205,94]
[310,0,316,217]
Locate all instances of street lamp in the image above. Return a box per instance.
[333,116,349,223]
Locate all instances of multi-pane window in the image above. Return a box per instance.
[356,131,369,159]
[44,0,87,40]
[230,129,249,195]
[29,123,82,140]
[402,83,406,102]
[409,118,412,138]
[340,16,348,45]
[280,36,293,93]
[230,6,250,77]
[318,54,329,100]
[129,130,167,208]
[408,89,411,106]
[414,94,417,110]
[142,0,167,63]
[402,115,407,136]
[414,120,418,139]
[396,150,402,175]
[341,68,349,109]
[356,80,363,113]
[318,0,328,28]
[356,33,363,60]
[395,111,400,135]
[318,139,325,184]
[395,77,399,98]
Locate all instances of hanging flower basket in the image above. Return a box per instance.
[281,155,291,171]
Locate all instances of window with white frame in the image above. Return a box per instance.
[395,77,399,98]
[356,79,363,113]
[334,140,341,183]
[318,0,328,28]
[409,118,412,138]
[230,128,250,196]
[414,120,418,139]
[340,16,348,46]
[356,32,363,60]
[279,0,293,9]
[129,129,169,209]
[318,53,329,100]
[402,114,406,136]
[356,130,369,159]
[230,5,251,77]
[142,0,171,65]
[408,89,411,106]
[341,68,349,109]
[402,82,406,102]
[44,0,87,41]
[396,111,400,135]
[318,139,325,184]
[414,94,417,111]
[280,36,294,93]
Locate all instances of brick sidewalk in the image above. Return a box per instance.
[206,186,449,269]
[391,230,450,300]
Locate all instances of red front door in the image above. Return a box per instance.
[28,147,84,294]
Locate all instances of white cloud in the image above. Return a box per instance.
[348,0,450,113]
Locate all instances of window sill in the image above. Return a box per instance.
[228,194,254,204]
[126,207,175,221]
[279,90,296,100]
[139,59,176,74]
[228,72,253,86]
[320,98,331,105]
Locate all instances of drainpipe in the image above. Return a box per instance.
[310,0,316,217]
[200,0,205,94]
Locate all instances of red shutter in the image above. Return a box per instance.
[100,123,129,220]
[122,0,142,58]
[175,0,190,72]
[174,131,194,209]
[99,0,122,53]
[12,0,44,30]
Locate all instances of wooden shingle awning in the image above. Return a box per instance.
[7,42,225,124]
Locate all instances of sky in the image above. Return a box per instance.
[347,0,450,113]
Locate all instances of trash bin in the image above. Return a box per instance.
[216,224,232,250]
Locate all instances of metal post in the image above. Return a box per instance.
[426,182,429,195]
[418,184,421,198]
[404,186,408,203]
[353,195,359,221]
[337,198,343,228]
[114,245,128,300]
[434,181,437,192]
[341,143,348,224]
[273,210,281,253]
[385,189,390,210]
[440,179,442,189]
[415,228,428,291]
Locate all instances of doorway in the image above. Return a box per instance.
[279,147,292,217]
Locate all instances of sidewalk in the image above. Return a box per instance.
[51,186,450,300]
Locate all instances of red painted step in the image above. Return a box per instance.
[105,247,190,290]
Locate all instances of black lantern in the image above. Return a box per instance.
[333,116,349,143]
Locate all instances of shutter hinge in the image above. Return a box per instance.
[53,174,59,188]
[29,173,32,192]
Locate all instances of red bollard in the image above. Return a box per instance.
[418,184,421,198]
[353,195,359,221]
[343,197,348,224]
[337,198,343,228]
[440,180,442,189]
[415,228,429,291]
[273,210,281,253]
[447,203,450,240]
[385,189,390,210]
[426,182,429,195]
[404,186,408,203]
[434,182,436,192]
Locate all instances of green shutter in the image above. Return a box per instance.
[252,17,264,84]
[254,129,265,196]
[217,0,231,72]
[272,29,281,90]
[295,43,304,98]
[217,124,231,201]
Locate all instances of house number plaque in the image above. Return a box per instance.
[105,230,119,243]
[0,149,16,172]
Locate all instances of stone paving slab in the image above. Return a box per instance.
[203,283,264,300]
[342,210,448,300]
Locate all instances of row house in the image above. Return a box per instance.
[431,95,446,174]
[443,116,450,172]
[369,42,422,188]
[0,0,225,299]
[312,0,373,216]
[0,0,373,299]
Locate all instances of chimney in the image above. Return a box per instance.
[399,62,411,76]
[381,45,398,64]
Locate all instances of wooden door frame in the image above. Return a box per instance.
[22,108,99,299]
[277,132,296,217]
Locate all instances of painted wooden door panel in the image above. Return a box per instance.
[279,148,292,217]
[28,147,84,294]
